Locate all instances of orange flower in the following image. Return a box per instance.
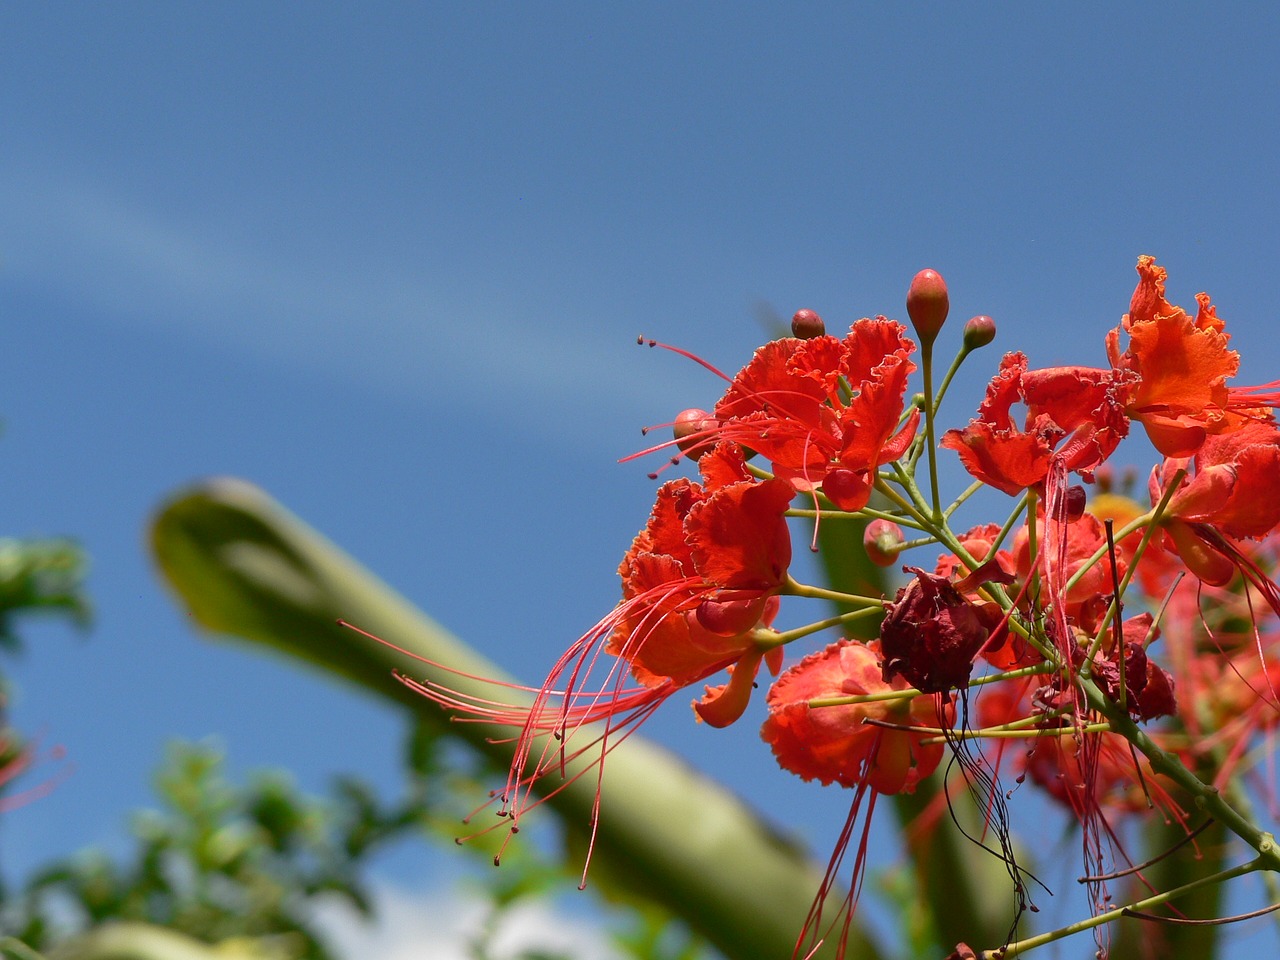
[1108,255,1278,458]
[762,639,950,795]
[762,640,953,960]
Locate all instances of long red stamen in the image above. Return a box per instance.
[636,336,737,382]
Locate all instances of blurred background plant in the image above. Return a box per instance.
[0,484,719,960]
[3,729,587,960]
[0,535,88,811]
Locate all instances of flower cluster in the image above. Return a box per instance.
[408,259,1280,959]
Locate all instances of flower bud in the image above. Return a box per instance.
[863,519,905,567]
[673,408,717,460]
[790,308,825,339]
[906,269,949,343]
[962,315,996,350]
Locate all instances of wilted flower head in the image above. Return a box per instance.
[880,566,1010,693]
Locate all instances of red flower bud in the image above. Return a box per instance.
[962,314,995,350]
[906,269,949,343]
[863,519,905,567]
[672,408,718,460]
[790,308,826,339]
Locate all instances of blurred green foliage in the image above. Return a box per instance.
[1,723,704,960]
[0,536,88,799]
[2,725,593,960]
[0,538,89,654]
[8,738,415,957]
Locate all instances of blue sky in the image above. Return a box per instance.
[3,3,1280,955]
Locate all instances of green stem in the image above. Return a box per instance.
[1224,780,1280,938]
[988,856,1264,958]
[1081,673,1280,869]
[988,491,1032,557]
[919,337,942,521]
[784,575,887,608]
[812,662,1054,709]
[943,479,987,518]
[889,460,935,517]
[785,506,930,532]
[933,343,975,411]
[753,607,884,648]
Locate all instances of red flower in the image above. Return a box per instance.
[611,442,793,727]
[941,353,1133,496]
[378,443,796,879]
[762,639,951,794]
[762,640,954,960]
[1010,511,1127,636]
[711,318,920,511]
[1107,255,1279,458]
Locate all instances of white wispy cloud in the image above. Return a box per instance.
[315,880,626,960]
[0,165,707,439]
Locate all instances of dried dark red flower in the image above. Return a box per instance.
[880,566,1009,693]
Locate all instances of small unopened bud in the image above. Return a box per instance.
[863,519,906,567]
[790,308,826,339]
[962,315,996,350]
[673,408,718,460]
[906,269,949,343]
